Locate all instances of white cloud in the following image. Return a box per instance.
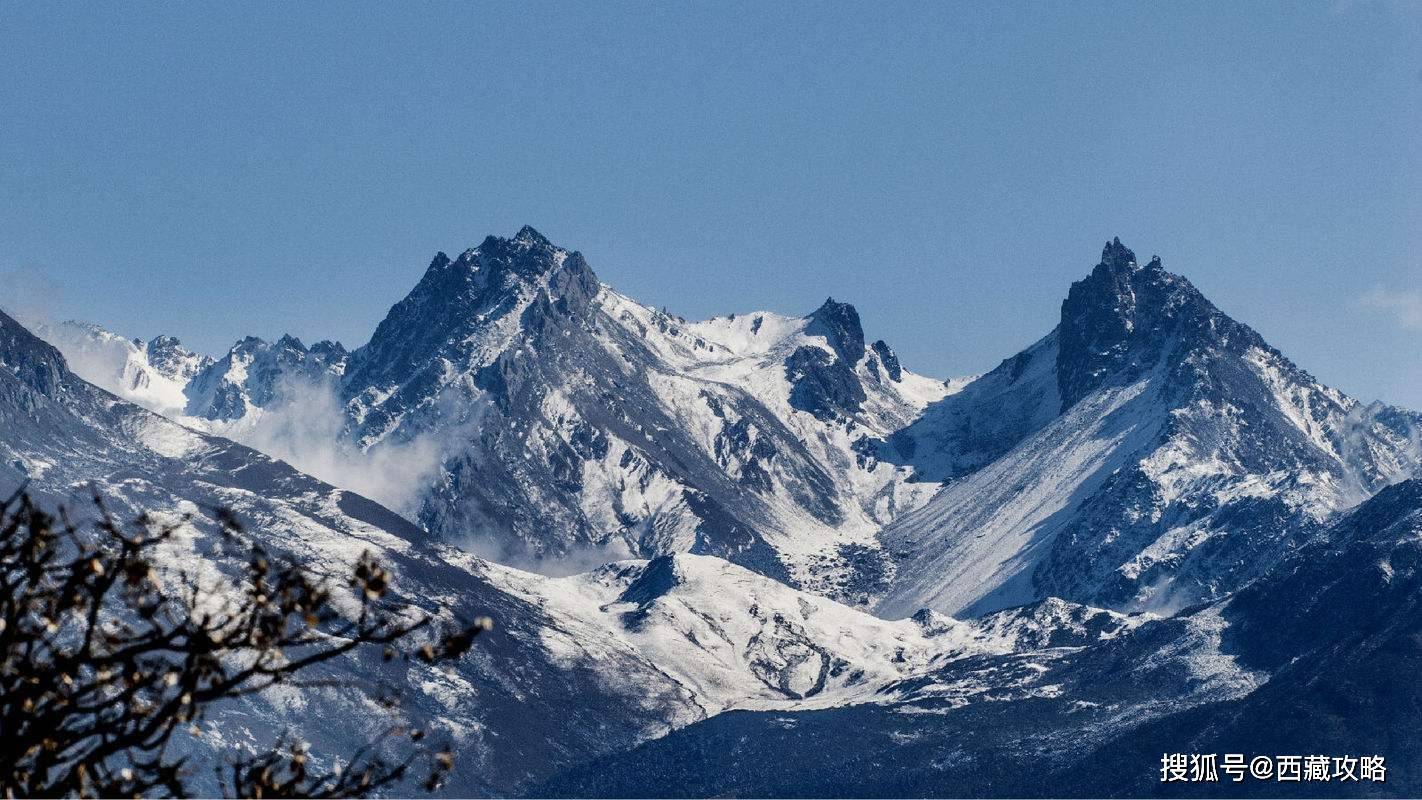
[0,267,64,325]
[207,378,455,517]
[1357,288,1422,331]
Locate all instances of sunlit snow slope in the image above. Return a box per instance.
[878,239,1422,617]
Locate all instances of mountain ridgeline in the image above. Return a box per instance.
[127,226,948,600]
[7,229,1422,797]
[877,237,1421,617]
[35,230,1422,617]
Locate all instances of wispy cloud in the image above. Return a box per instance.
[0,267,64,325]
[1357,288,1422,330]
[207,377,456,517]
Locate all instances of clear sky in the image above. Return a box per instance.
[2,2,1419,407]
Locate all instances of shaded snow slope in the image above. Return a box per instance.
[29,233,1422,621]
[878,377,1167,618]
[4,307,1114,794]
[539,484,1422,798]
[879,239,1422,617]
[336,227,956,601]
[27,319,210,416]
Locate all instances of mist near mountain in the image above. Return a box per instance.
[208,375,452,516]
[39,230,1420,613]
[10,229,1422,797]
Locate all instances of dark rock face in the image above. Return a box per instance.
[343,226,596,412]
[785,345,867,420]
[198,382,247,421]
[788,297,886,420]
[616,554,684,609]
[341,227,600,441]
[0,310,68,400]
[805,297,866,364]
[337,227,857,586]
[183,333,348,420]
[713,416,778,492]
[307,339,348,367]
[831,542,892,601]
[144,335,210,380]
[1055,238,1265,413]
[871,339,903,382]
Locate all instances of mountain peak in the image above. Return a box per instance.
[1099,237,1137,271]
[277,334,307,352]
[806,297,865,363]
[342,228,598,401]
[1056,241,1264,411]
[146,334,184,351]
[1058,241,1190,411]
[514,225,551,247]
[470,226,574,281]
[472,226,552,255]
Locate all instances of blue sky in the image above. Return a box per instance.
[2,2,1419,407]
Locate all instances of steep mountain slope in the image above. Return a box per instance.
[1053,477,1422,798]
[338,226,951,599]
[183,333,348,421]
[1,307,1053,795]
[26,319,211,416]
[30,232,1421,621]
[27,228,954,600]
[0,308,717,794]
[877,239,1422,618]
[539,480,1422,798]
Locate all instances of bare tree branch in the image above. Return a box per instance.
[0,492,490,798]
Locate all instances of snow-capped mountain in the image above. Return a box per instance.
[26,319,211,416]
[876,239,1422,618]
[0,307,699,794]
[337,226,950,599]
[0,306,1093,795]
[31,228,952,601]
[33,231,1421,622]
[10,228,1422,798]
[184,333,348,421]
[31,322,351,427]
[540,477,1422,798]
